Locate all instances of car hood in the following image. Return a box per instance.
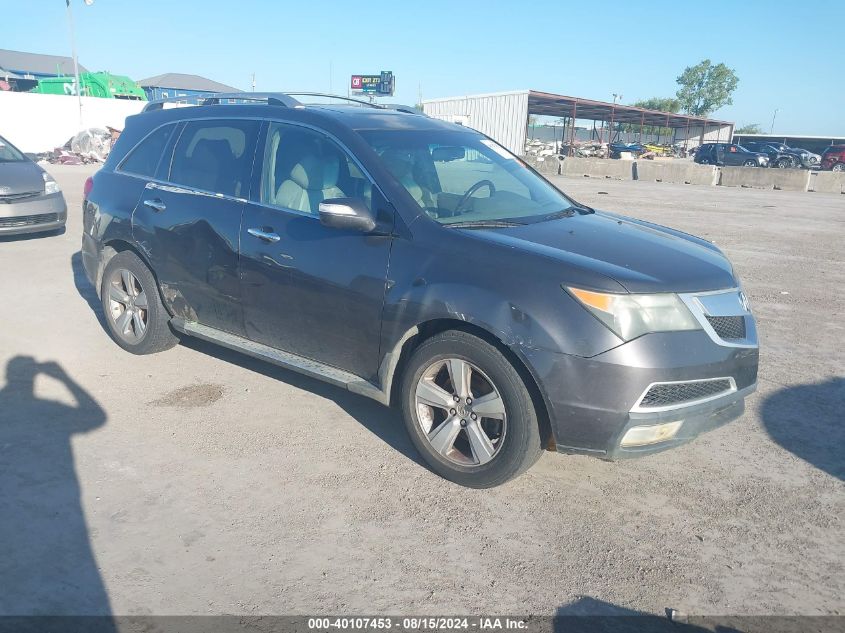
[0,161,44,195]
[462,211,737,293]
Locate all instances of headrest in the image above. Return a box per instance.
[190,139,232,167]
[289,152,340,190]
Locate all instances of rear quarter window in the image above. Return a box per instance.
[119,124,177,177]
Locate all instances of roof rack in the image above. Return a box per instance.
[142,92,303,112]
[141,91,424,116]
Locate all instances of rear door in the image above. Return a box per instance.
[238,121,393,379]
[132,118,260,336]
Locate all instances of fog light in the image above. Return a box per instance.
[620,421,683,447]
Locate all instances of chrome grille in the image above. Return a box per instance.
[0,213,59,228]
[639,379,733,409]
[706,315,746,340]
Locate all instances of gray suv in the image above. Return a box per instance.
[81,93,759,488]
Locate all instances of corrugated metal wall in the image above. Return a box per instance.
[673,124,734,147]
[422,91,529,155]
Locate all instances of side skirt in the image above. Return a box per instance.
[170,318,389,405]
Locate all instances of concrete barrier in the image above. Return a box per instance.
[719,166,810,192]
[809,171,845,194]
[560,157,634,180]
[524,155,561,176]
[634,160,718,186]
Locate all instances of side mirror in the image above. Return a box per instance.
[318,197,377,232]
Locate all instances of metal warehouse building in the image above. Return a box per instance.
[422,90,734,156]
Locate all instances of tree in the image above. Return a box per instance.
[675,59,739,116]
[633,97,680,114]
[622,97,680,136]
[736,123,763,134]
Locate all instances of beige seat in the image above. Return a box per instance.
[380,150,434,208]
[275,153,345,214]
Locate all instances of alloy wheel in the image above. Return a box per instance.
[414,358,507,466]
[107,268,148,343]
[833,163,845,172]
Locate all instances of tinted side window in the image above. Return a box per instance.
[169,120,259,197]
[260,123,372,215]
[119,124,176,177]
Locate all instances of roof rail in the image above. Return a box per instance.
[283,92,383,109]
[142,92,303,112]
[140,91,424,116]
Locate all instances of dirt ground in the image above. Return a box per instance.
[0,164,842,617]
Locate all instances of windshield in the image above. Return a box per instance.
[360,129,578,225]
[0,136,26,163]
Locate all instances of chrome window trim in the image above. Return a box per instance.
[631,377,737,413]
[143,180,248,204]
[679,287,757,349]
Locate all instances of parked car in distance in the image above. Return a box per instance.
[820,145,845,171]
[82,93,759,488]
[0,134,67,236]
[694,143,768,167]
[750,142,821,169]
[742,141,799,169]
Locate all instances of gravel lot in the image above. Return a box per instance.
[0,164,842,617]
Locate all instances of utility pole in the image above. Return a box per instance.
[251,73,256,92]
[66,0,83,127]
[770,108,779,134]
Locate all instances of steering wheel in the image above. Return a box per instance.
[454,180,496,215]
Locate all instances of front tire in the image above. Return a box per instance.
[833,163,845,172]
[743,159,757,167]
[400,330,542,488]
[776,157,792,169]
[100,250,178,355]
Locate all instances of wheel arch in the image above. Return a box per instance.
[384,318,556,450]
[100,238,173,317]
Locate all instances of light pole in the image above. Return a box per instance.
[770,108,779,134]
[65,0,94,127]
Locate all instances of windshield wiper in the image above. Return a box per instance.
[539,205,593,222]
[444,219,524,229]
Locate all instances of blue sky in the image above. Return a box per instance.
[2,0,843,135]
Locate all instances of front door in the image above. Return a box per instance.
[238,122,393,380]
[132,118,260,336]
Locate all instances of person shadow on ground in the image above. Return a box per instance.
[0,356,114,630]
[761,377,844,481]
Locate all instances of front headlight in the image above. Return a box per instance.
[42,171,60,195]
[566,287,701,341]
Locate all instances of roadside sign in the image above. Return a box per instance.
[350,71,394,96]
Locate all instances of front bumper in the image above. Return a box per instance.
[0,192,67,236]
[524,326,759,460]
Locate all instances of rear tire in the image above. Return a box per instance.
[776,157,792,169]
[100,250,178,355]
[400,330,543,488]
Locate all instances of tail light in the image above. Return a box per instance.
[83,176,94,200]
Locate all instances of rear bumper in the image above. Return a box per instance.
[0,193,67,236]
[523,328,759,459]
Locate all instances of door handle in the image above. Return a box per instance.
[247,227,281,243]
[143,198,166,213]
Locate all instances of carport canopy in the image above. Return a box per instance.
[527,90,731,129]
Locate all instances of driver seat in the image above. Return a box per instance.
[380,150,434,208]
